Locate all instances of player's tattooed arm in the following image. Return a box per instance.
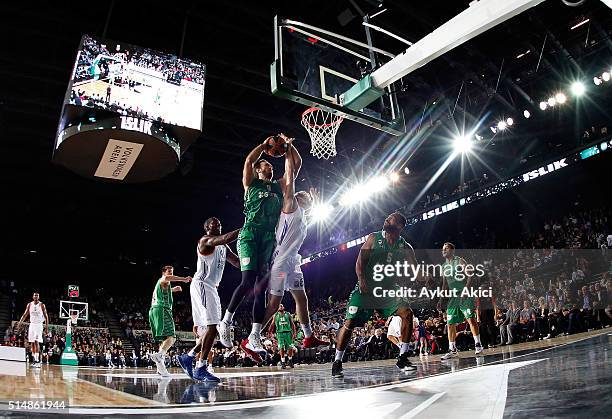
[225,245,240,269]
[199,229,240,253]
[242,142,266,189]
[356,233,376,294]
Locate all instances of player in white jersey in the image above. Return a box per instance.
[256,149,327,350]
[16,293,49,367]
[178,217,240,382]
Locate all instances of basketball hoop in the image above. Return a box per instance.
[301,107,344,160]
[69,311,79,327]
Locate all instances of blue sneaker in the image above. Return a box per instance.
[178,354,194,378]
[193,366,220,382]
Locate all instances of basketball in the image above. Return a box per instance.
[264,135,289,157]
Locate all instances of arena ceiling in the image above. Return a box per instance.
[1,0,611,278]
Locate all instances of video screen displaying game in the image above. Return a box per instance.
[67,34,205,130]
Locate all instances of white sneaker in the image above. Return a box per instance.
[248,333,266,355]
[543,334,551,339]
[441,350,458,360]
[207,364,215,374]
[475,343,484,355]
[152,353,170,377]
[218,321,232,348]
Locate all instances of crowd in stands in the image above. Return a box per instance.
[306,126,610,255]
[2,205,610,366]
[74,35,204,85]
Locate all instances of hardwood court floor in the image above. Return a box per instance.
[1,328,610,417]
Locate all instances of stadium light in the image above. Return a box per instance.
[570,81,585,96]
[310,203,334,223]
[547,97,556,107]
[497,120,507,131]
[603,72,611,82]
[453,135,473,154]
[506,117,514,126]
[365,175,390,193]
[523,110,531,118]
[539,101,548,110]
[403,167,410,175]
[593,76,602,86]
[555,92,567,104]
[389,172,400,182]
[490,126,497,133]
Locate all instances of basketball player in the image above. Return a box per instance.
[16,292,49,367]
[218,134,301,360]
[259,143,327,349]
[178,217,240,382]
[149,266,192,376]
[440,242,484,359]
[269,304,296,369]
[332,212,418,377]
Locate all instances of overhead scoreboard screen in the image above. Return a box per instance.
[54,35,206,183]
[67,35,205,131]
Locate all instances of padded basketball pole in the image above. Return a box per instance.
[341,0,546,111]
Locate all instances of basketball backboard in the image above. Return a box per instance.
[59,300,89,322]
[271,17,406,136]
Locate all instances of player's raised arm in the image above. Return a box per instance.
[199,228,240,253]
[242,142,267,189]
[279,133,302,178]
[279,141,299,213]
[356,233,377,294]
[225,245,240,269]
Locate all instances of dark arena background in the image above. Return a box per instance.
[1,1,611,418]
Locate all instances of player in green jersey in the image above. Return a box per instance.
[269,304,296,369]
[148,265,192,376]
[332,211,419,377]
[439,242,483,359]
[218,134,302,363]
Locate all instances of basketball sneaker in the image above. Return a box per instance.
[152,352,170,377]
[193,366,220,383]
[218,321,232,348]
[331,360,343,377]
[247,333,267,356]
[474,343,484,355]
[280,361,286,369]
[207,364,215,374]
[240,339,263,363]
[441,350,458,360]
[396,353,417,371]
[178,353,194,378]
[302,335,328,348]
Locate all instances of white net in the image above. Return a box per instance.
[301,107,344,160]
